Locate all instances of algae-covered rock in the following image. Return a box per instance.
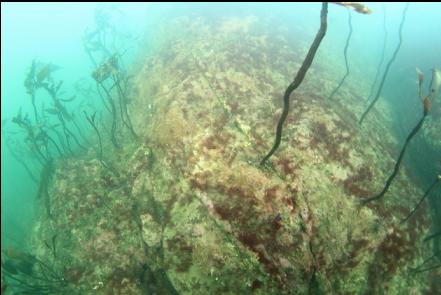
[32,15,438,294]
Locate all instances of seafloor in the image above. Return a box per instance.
[30,16,439,294]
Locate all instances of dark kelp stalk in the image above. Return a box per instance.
[260,2,328,165]
[359,3,409,125]
[362,67,437,204]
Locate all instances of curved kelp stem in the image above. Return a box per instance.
[328,10,352,100]
[71,116,90,145]
[361,98,429,205]
[412,264,441,274]
[11,112,49,164]
[99,82,120,149]
[1,128,38,184]
[84,111,108,169]
[96,83,112,113]
[25,60,40,123]
[113,73,138,139]
[424,230,441,243]
[51,127,70,155]
[58,114,87,151]
[42,82,87,152]
[37,159,55,217]
[366,5,387,102]
[410,252,441,274]
[401,175,441,224]
[31,94,39,124]
[46,134,64,157]
[359,3,409,125]
[260,2,328,165]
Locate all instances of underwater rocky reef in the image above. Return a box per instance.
[2,7,441,295]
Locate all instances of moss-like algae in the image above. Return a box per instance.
[29,15,439,294]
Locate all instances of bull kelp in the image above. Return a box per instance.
[1,3,441,294]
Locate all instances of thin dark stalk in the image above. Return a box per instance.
[100,83,120,149]
[46,134,63,157]
[261,2,328,165]
[366,6,387,102]
[51,234,57,262]
[12,115,48,164]
[60,125,73,153]
[31,95,39,123]
[424,230,441,242]
[34,144,49,164]
[4,267,66,293]
[28,134,48,164]
[84,111,105,167]
[42,83,86,151]
[307,240,320,295]
[359,3,409,125]
[42,139,52,162]
[401,176,440,223]
[34,258,64,282]
[57,129,73,155]
[3,272,49,292]
[36,159,54,216]
[328,11,352,100]
[113,74,138,138]
[362,112,426,204]
[411,263,441,274]
[2,131,38,184]
[57,114,87,151]
[30,148,46,167]
[71,117,89,145]
[114,80,131,133]
[411,250,441,272]
[65,126,86,151]
[51,128,70,155]
[96,84,112,113]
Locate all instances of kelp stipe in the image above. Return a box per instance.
[1,248,71,294]
[366,5,387,102]
[409,250,441,274]
[260,2,328,165]
[362,65,440,204]
[359,2,409,125]
[401,174,440,224]
[424,230,441,243]
[84,8,139,150]
[1,123,38,184]
[327,10,352,100]
[361,96,430,205]
[84,110,109,169]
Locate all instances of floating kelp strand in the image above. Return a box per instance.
[328,10,352,100]
[362,98,428,204]
[359,3,409,125]
[401,175,440,224]
[261,2,328,165]
[99,82,120,149]
[366,5,387,102]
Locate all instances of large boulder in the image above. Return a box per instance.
[32,15,437,295]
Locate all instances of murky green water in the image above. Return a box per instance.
[1,3,440,294]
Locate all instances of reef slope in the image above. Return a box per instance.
[32,16,437,294]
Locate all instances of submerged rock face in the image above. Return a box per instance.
[33,16,438,294]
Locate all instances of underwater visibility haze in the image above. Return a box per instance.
[1,2,441,294]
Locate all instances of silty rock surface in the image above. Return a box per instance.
[33,16,438,294]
